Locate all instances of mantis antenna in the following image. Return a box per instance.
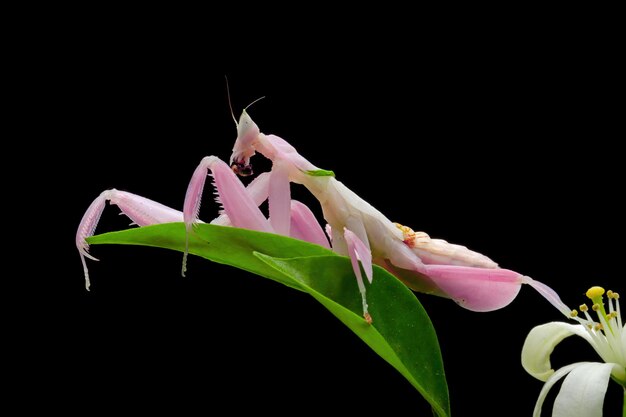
[244,96,266,111]
[225,75,266,125]
[225,75,238,126]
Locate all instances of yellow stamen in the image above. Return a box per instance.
[579,304,588,312]
[582,287,613,334]
[586,286,605,299]
[570,309,578,317]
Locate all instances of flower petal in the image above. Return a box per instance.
[532,362,586,417]
[553,362,618,417]
[522,322,591,381]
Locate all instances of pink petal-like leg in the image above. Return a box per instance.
[184,156,273,233]
[387,252,568,313]
[243,172,271,207]
[208,173,330,249]
[520,275,572,317]
[209,172,271,227]
[268,162,291,236]
[344,228,374,323]
[383,236,522,311]
[422,266,570,313]
[289,200,331,249]
[182,156,273,275]
[422,265,523,312]
[76,189,184,290]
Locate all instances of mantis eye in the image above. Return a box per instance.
[231,161,253,176]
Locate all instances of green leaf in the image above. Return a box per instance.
[305,168,335,177]
[88,223,450,417]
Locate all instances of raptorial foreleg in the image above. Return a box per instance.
[76,189,184,290]
[182,156,330,275]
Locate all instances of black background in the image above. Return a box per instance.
[19,9,623,417]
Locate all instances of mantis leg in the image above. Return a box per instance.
[208,184,330,249]
[422,264,523,312]
[182,156,331,275]
[384,240,523,312]
[386,242,567,313]
[289,201,331,249]
[328,223,373,317]
[184,156,272,234]
[209,172,271,226]
[182,156,273,276]
[76,189,184,290]
[382,236,517,311]
[268,161,291,236]
[344,228,374,323]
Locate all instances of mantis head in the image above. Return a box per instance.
[230,110,260,177]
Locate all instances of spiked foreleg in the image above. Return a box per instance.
[76,189,184,290]
[182,156,273,275]
[183,156,332,270]
[210,172,271,227]
[184,156,272,234]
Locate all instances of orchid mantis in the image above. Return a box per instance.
[77,108,562,323]
[182,110,567,322]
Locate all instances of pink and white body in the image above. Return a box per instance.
[77,109,566,323]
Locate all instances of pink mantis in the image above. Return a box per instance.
[77,108,567,323]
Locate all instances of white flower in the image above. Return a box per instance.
[522,286,626,417]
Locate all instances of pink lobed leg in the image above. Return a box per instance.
[520,276,573,318]
[183,156,272,234]
[182,156,274,276]
[344,228,374,323]
[422,264,523,312]
[268,162,291,236]
[209,172,271,227]
[289,200,331,249]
